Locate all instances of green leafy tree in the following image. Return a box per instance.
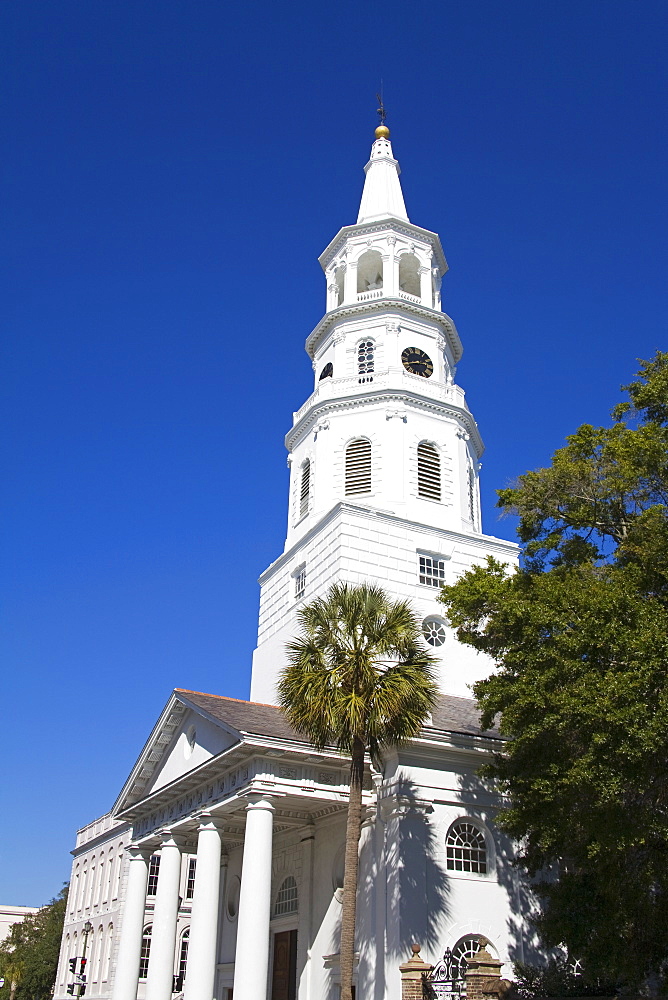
[278,582,438,1000]
[0,886,69,1000]
[439,353,668,989]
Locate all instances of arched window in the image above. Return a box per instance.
[104,925,113,981]
[345,439,372,496]
[95,925,104,982]
[357,340,374,383]
[114,849,124,898]
[178,928,189,982]
[61,936,70,986]
[418,442,441,500]
[95,854,105,906]
[139,925,152,979]
[399,253,421,298]
[299,460,311,517]
[274,876,298,916]
[356,249,383,293]
[71,866,79,914]
[446,820,487,874]
[86,858,95,910]
[319,362,333,380]
[105,853,113,903]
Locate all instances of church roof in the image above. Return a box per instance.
[175,688,499,742]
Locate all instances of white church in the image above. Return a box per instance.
[55,123,536,1000]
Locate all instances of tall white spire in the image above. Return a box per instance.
[356,125,409,224]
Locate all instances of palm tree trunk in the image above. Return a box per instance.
[340,735,365,1000]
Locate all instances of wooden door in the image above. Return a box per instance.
[271,929,297,1000]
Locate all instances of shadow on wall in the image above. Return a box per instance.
[367,778,451,957]
[456,768,544,968]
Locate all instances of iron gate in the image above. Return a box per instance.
[422,948,465,1000]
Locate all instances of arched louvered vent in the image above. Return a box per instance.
[418,442,441,500]
[299,460,311,517]
[345,439,371,496]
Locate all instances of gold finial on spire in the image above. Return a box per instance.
[375,90,390,139]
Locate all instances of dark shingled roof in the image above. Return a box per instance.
[176,688,498,742]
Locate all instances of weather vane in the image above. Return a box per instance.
[376,90,387,126]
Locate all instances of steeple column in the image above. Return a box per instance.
[343,261,357,304]
[420,265,432,307]
[327,270,338,311]
[382,250,396,297]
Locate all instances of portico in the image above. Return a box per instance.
[110,690,355,1000]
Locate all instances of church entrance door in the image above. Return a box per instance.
[271,929,297,1000]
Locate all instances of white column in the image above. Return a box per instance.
[144,831,183,1000]
[183,814,223,1000]
[420,265,431,306]
[343,262,357,304]
[384,239,397,297]
[232,795,275,1000]
[297,828,314,1000]
[111,846,150,1000]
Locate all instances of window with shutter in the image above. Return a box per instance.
[417,442,441,500]
[345,439,371,495]
[299,460,311,517]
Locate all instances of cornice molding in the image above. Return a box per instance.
[285,387,484,456]
[318,219,448,275]
[260,499,517,585]
[305,299,462,363]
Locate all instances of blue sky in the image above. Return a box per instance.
[2,0,667,904]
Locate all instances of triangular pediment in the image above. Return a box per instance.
[112,691,243,814]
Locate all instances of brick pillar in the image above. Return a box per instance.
[399,944,433,1000]
[465,947,511,1000]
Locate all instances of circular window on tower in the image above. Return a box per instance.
[422,617,447,647]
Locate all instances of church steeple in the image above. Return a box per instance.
[250,123,518,707]
[357,125,409,225]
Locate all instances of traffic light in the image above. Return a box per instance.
[79,959,87,977]
[67,986,75,995]
[69,959,77,975]
[79,985,86,996]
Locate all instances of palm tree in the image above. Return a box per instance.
[278,582,439,1000]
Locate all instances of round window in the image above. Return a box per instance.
[422,617,446,647]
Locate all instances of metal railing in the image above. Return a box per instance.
[422,949,466,1000]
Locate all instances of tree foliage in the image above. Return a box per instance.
[0,886,69,1000]
[279,582,438,1000]
[439,353,668,989]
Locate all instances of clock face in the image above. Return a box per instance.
[402,346,433,378]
